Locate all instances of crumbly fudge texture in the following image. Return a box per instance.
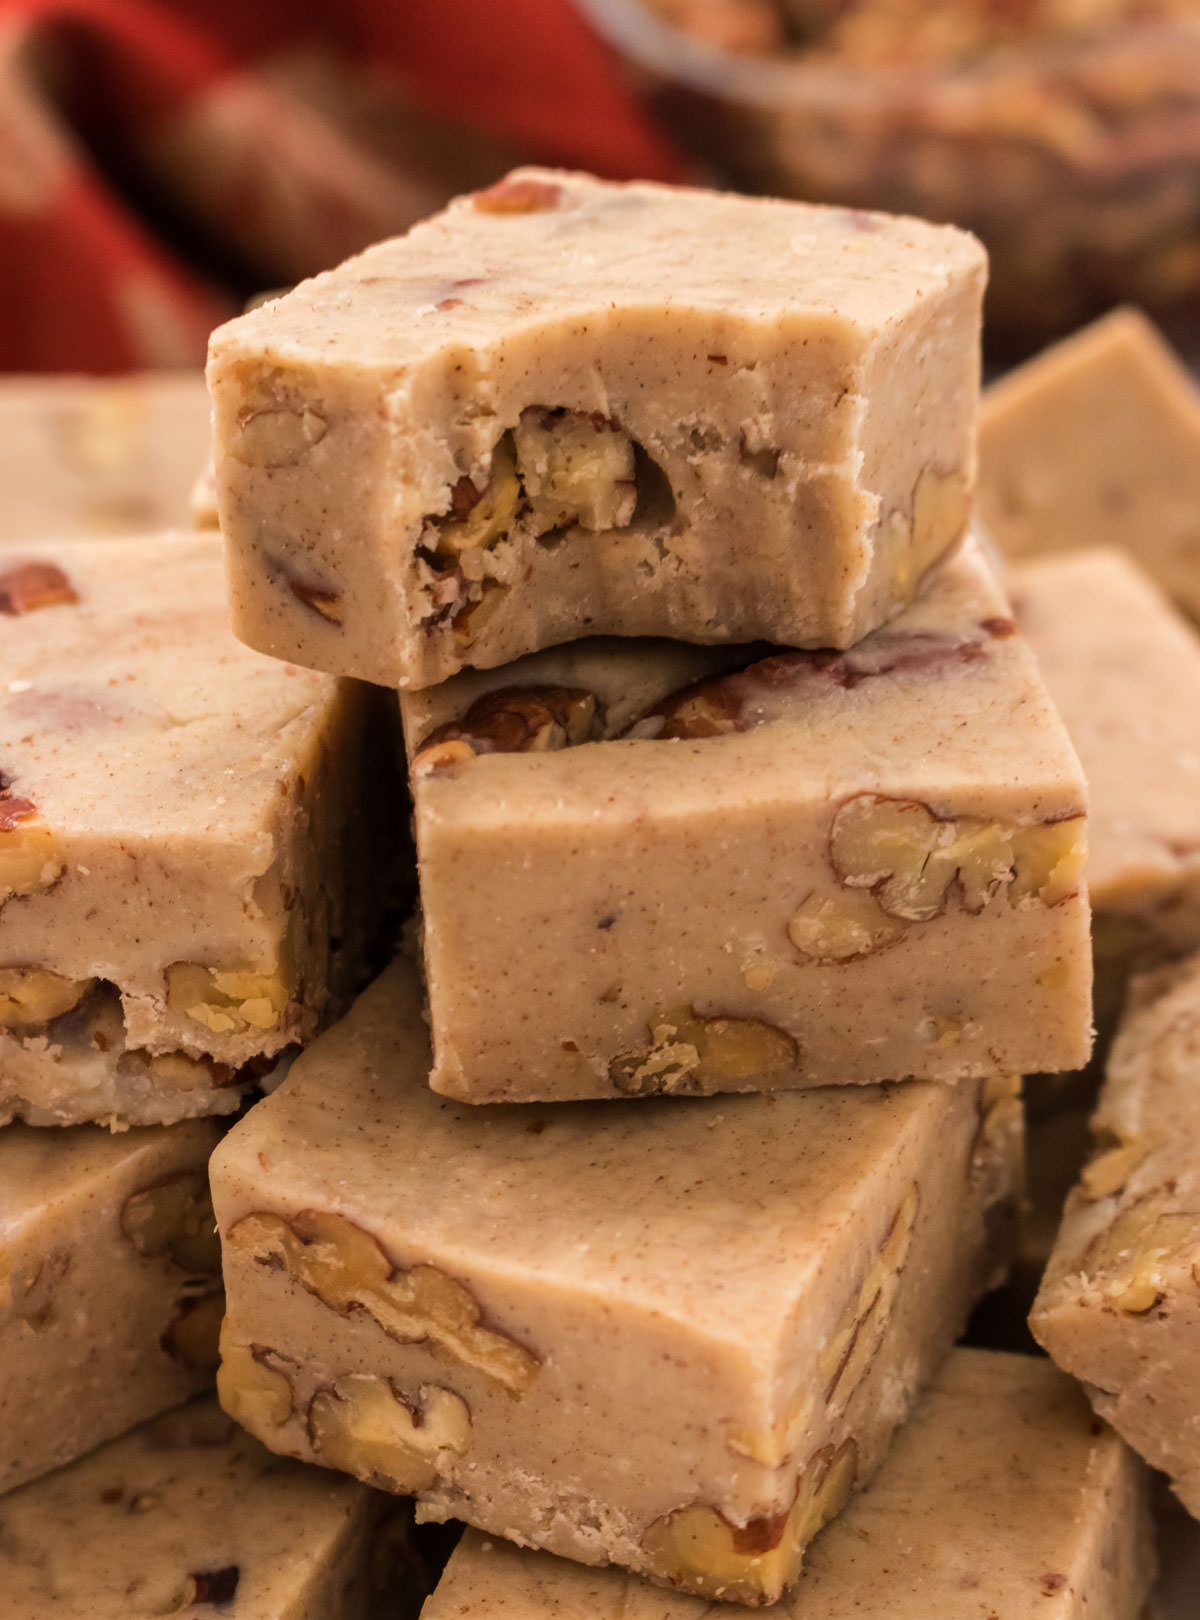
[0,373,212,541]
[1032,952,1200,1517]
[0,1118,221,1493]
[0,1397,388,1619]
[424,1350,1153,1620]
[0,532,379,1128]
[208,168,985,688]
[401,539,1090,1103]
[979,308,1200,618]
[1012,549,1200,1031]
[212,954,1020,1604]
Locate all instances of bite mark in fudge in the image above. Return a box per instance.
[208,169,985,687]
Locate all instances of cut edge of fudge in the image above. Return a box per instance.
[1030,951,1200,1515]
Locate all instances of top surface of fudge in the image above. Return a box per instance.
[214,170,984,370]
[1011,548,1200,907]
[424,1349,1151,1620]
[0,532,336,843]
[217,953,983,1343]
[0,1397,374,1617]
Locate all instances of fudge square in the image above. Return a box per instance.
[211,954,1021,1605]
[1011,549,1200,1030]
[1031,950,1200,1517]
[401,538,1091,1105]
[0,532,380,1128]
[424,1352,1154,1620]
[0,1397,393,1619]
[0,372,212,541]
[978,307,1200,620]
[0,1117,222,1494]
[207,168,986,688]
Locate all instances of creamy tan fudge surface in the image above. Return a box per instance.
[0,1397,389,1619]
[1012,549,1200,1032]
[0,373,212,541]
[0,1118,221,1494]
[0,532,378,1128]
[400,538,1090,1104]
[423,1351,1153,1620]
[212,954,1021,1605]
[979,308,1200,618]
[208,168,986,688]
[1032,951,1200,1517]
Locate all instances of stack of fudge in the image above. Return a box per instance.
[3,170,1197,1616]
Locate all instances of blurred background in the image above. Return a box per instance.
[2,0,1199,373]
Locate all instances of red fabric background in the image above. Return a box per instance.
[0,0,685,371]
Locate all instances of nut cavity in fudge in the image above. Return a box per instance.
[400,540,1091,1104]
[0,1396,397,1620]
[211,955,1021,1604]
[0,373,213,541]
[0,1118,221,1494]
[1012,549,1200,1033]
[1032,951,1200,1517]
[0,531,385,1128]
[424,1351,1154,1620]
[208,168,985,687]
[979,308,1200,619]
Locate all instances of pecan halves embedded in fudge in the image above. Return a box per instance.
[399,540,1091,1104]
[0,1118,222,1494]
[1031,951,1200,1517]
[423,1351,1155,1620]
[0,1396,406,1620]
[208,168,986,688]
[1012,549,1200,1037]
[0,532,392,1128]
[979,308,1200,620]
[211,955,1021,1603]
